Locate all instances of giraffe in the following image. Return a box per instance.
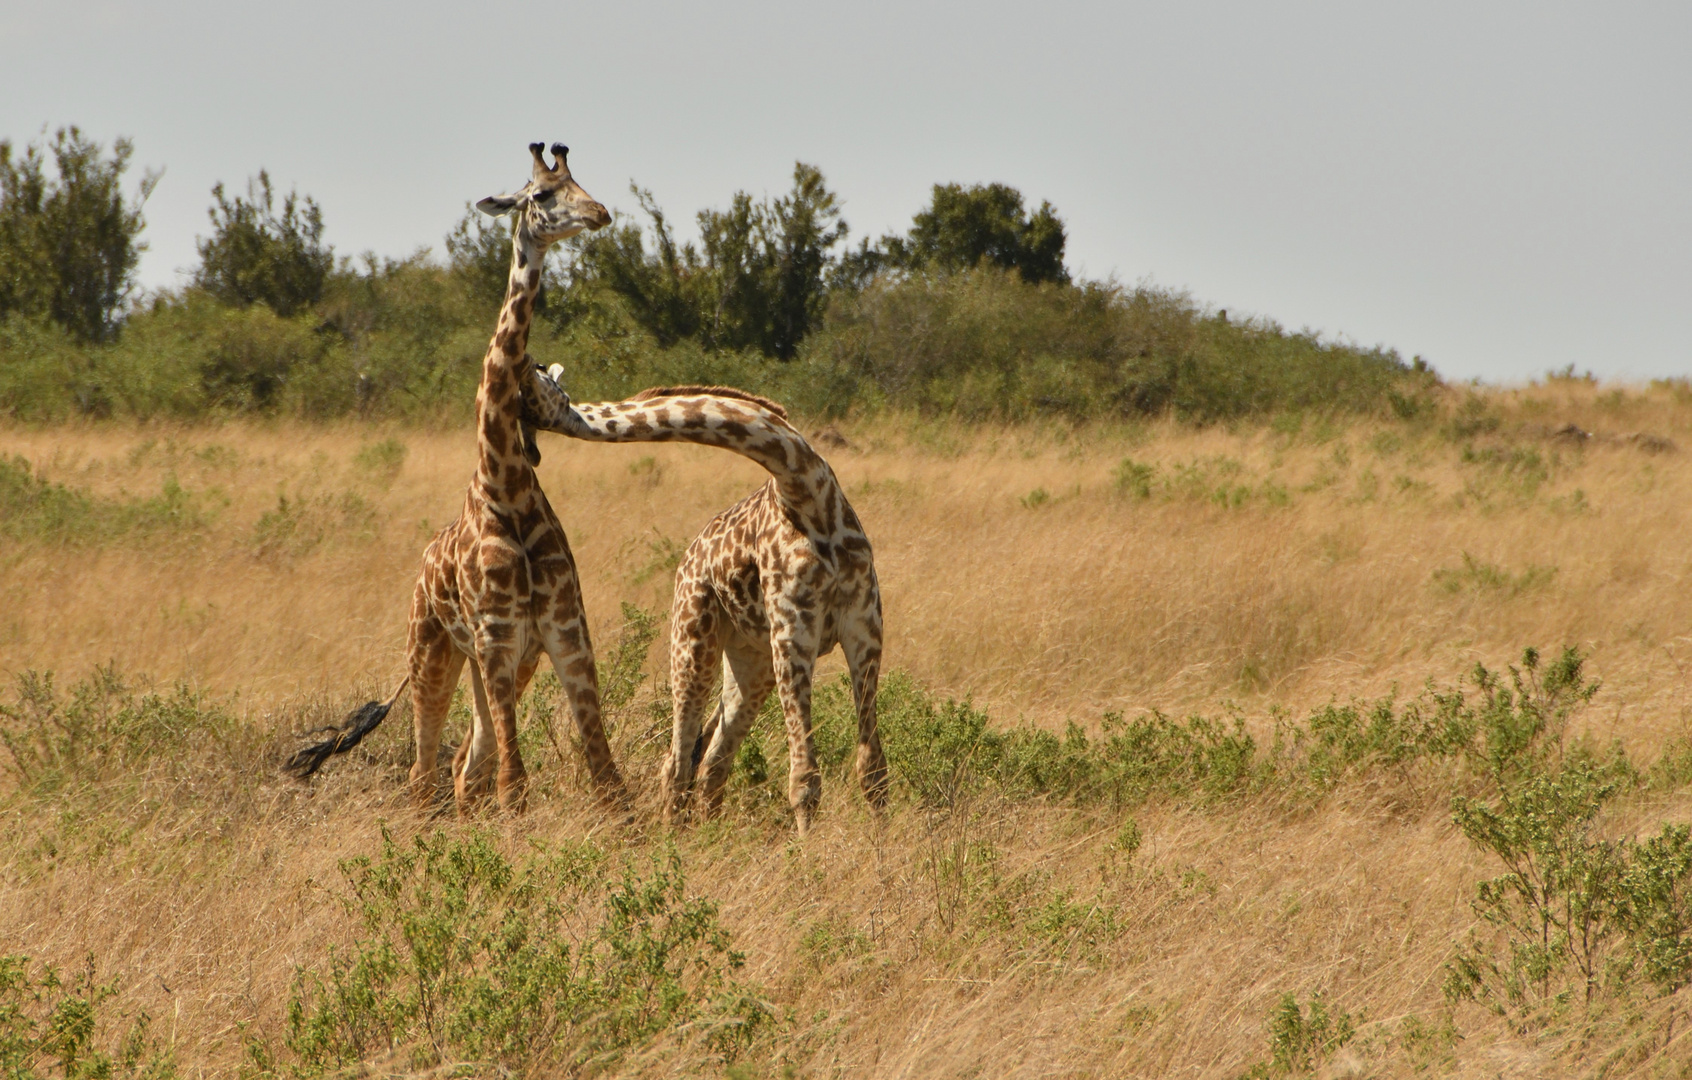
[286,142,627,815]
[520,368,888,834]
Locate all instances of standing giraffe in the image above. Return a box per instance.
[520,368,889,834]
[287,143,626,815]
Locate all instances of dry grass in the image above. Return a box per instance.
[4,377,1692,1077]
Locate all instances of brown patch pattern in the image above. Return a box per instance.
[523,373,888,834]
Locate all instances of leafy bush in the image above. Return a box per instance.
[1432,552,1557,597]
[574,164,847,359]
[0,455,198,546]
[282,828,767,1075]
[1616,825,1692,995]
[1447,759,1630,1007]
[802,269,1425,421]
[1242,993,1358,1078]
[351,437,406,482]
[0,954,175,1079]
[853,180,1069,286]
[0,666,237,793]
[791,648,1606,814]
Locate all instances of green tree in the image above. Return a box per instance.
[875,182,1069,285]
[575,185,702,346]
[192,172,332,316]
[575,163,846,359]
[0,127,158,342]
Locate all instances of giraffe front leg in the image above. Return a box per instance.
[462,628,526,815]
[537,593,631,813]
[454,658,497,804]
[455,651,539,805]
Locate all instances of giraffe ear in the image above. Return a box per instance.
[477,193,523,216]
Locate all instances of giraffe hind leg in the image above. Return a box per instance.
[842,619,890,811]
[658,587,727,823]
[769,622,822,835]
[698,641,776,819]
[408,629,467,810]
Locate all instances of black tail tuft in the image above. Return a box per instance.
[284,699,395,778]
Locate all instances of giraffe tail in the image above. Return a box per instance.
[283,675,412,778]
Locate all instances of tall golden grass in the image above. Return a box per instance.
[3,377,1692,1076]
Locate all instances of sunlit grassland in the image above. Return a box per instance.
[3,376,1692,1077]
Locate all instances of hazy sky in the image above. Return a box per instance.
[2,0,1686,382]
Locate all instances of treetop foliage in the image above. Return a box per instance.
[872,181,1069,285]
[0,130,1433,423]
[575,162,847,359]
[0,127,157,342]
[192,171,333,317]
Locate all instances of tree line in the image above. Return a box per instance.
[0,128,1067,354]
[0,126,1430,423]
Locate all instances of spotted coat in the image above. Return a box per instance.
[523,370,889,833]
[292,144,628,815]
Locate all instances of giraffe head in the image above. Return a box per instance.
[476,142,610,247]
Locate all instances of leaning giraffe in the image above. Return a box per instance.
[521,368,889,834]
[287,143,627,815]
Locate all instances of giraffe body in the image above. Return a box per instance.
[523,373,889,832]
[287,144,626,815]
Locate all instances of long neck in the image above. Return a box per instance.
[521,375,839,534]
[475,232,544,502]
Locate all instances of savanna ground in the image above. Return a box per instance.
[4,376,1692,1078]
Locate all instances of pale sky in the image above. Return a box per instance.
[2,0,1686,383]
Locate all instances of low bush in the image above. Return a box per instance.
[790,647,1608,813]
[0,954,176,1079]
[0,666,238,794]
[0,455,203,546]
[1242,992,1358,1078]
[803,269,1428,421]
[280,828,768,1075]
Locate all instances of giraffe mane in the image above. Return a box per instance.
[631,385,789,419]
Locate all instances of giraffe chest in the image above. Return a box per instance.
[420,499,574,660]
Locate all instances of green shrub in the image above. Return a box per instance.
[1447,759,1630,1007]
[0,456,203,546]
[1431,552,1557,597]
[350,438,406,482]
[0,666,238,794]
[0,128,157,344]
[0,954,176,1079]
[283,828,767,1075]
[1112,457,1157,499]
[1242,993,1357,1078]
[192,172,331,318]
[804,269,1426,421]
